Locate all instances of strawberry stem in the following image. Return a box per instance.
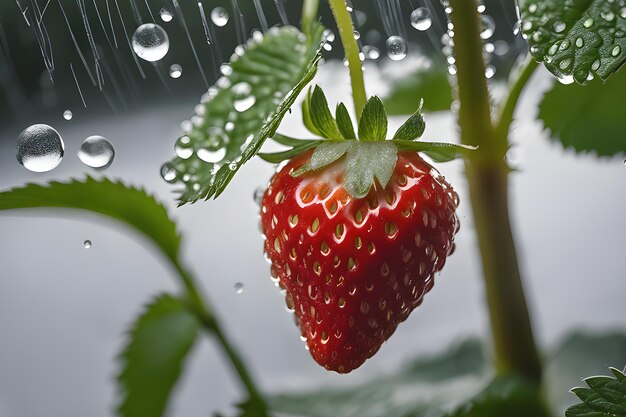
[450,0,543,384]
[328,0,367,120]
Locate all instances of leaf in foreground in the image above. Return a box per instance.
[0,177,181,265]
[118,294,200,417]
[539,65,626,156]
[519,0,626,84]
[566,368,626,417]
[162,25,325,204]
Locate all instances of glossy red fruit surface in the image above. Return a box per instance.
[260,150,460,373]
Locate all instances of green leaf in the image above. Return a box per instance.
[0,177,181,265]
[335,102,357,139]
[345,142,397,197]
[566,368,626,417]
[394,141,478,162]
[117,294,200,417]
[384,64,453,115]
[519,0,626,84]
[309,85,343,139]
[163,24,325,204]
[393,99,426,141]
[539,65,626,156]
[358,96,388,141]
[259,141,319,163]
[302,88,323,137]
[293,141,351,176]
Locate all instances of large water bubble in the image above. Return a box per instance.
[132,23,170,62]
[16,124,64,172]
[78,136,115,169]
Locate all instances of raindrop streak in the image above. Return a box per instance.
[132,23,169,62]
[410,7,432,31]
[84,240,92,249]
[234,282,244,294]
[16,124,64,173]
[169,64,182,78]
[159,8,173,22]
[211,7,229,27]
[63,110,73,120]
[78,136,115,169]
[386,35,407,61]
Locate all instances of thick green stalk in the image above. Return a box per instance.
[449,0,542,383]
[327,0,367,119]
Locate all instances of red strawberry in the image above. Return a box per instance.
[260,150,459,373]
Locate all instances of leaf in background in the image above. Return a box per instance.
[384,64,452,115]
[566,368,626,417]
[335,102,356,139]
[118,294,200,417]
[309,85,343,139]
[358,96,388,141]
[393,99,425,141]
[395,141,478,163]
[519,0,626,84]
[539,66,626,156]
[163,25,325,204]
[0,177,181,265]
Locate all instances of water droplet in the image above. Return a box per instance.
[232,81,252,96]
[175,136,193,159]
[485,65,496,79]
[169,64,182,79]
[234,95,256,112]
[353,30,360,40]
[480,15,495,39]
[385,35,407,61]
[63,110,73,120]
[575,37,584,48]
[601,11,615,22]
[84,240,92,249]
[559,58,572,70]
[159,8,173,22]
[592,59,601,71]
[16,124,64,172]
[362,45,380,60]
[78,136,115,169]
[410,7,432,31]
[234,282,244,294]
[612,45,621,56]
[621,8,626,19]
[228,161,238,171]
[197,147,226,163]
[557,73,574,85]
[160,163,177,183]
[211,7,229,27]
[528,3,538,13]
[132,23,169,62]
[494,40,510,56]
[584,18,594,28]
[553,21,566,33]
[253,186,265,205]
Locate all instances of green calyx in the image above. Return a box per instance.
[259,86,476,198]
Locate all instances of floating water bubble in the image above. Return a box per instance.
[160,163,177,183]
[84,240,92,249]
[234,282,244,294]
[169,64,182,78]
[253,186,265,205]
[480,15,495,39]
[16,124,64,173]
[78,136,115,169]
[234,96,256,112]
[362,45,380,60]
[132,23,169,62]
[63,110,73,121]
[159,8,173,22]
[385,36,407,61]
[211,7,229,27]
[410,7,432,31]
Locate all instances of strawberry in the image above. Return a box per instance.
[259,149,460,373]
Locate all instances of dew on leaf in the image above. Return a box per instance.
[63,110,73,120]
[601,11,615,22]
[592,59,601,70]
[211,7,229,27]
[575,37,584,48]
[621,8,626,19]
[169,64,182,78]
[410,8,432,31]
[132,23,169,62]
[16,124,64,173]
[197,147,226,163]
[553,21,566,33]
[385,35,407,61]
[234,95,256,112]
[78,136,115,169]
[584,18,594,28]
[160,163,177,183]
[557,73,574,84]
[612,45,621,56]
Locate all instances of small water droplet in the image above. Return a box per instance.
[228,162,238,171]
[480,15,495,39]
[591,59,601,70]
[410,7,432,31]
[575,37,584,48]
[485,65,496,79]
[621,8,626,19]
[211,7,229,27]
[234,282,244,294]
[16,124,64,172]
[78,136,115,169]
[84,240,92,249]
[553,21,566,33]
[385,35,407,61]
[159,8,173,22]
[234,95,256,112]
[63,110,73,120]
[253,186,265,205]
[612,45,621,56]
[169,64,182,79]
[160,163,177,183]
[132,23,169,62]
[353,30,360,40]
[601,11,615,22]
[584,18,594,28]
[362,45,380,60]
[557,73,574,85]
[197,147,226,163]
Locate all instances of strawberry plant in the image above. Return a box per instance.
[1,0,626,416]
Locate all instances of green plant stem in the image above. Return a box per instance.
[327,0,367,120]
[174,263,268,413]
[449,0,542,384]
[494,56,539,142]
[301,0,320,37]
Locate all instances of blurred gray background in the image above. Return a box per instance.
[0,1,625,417]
